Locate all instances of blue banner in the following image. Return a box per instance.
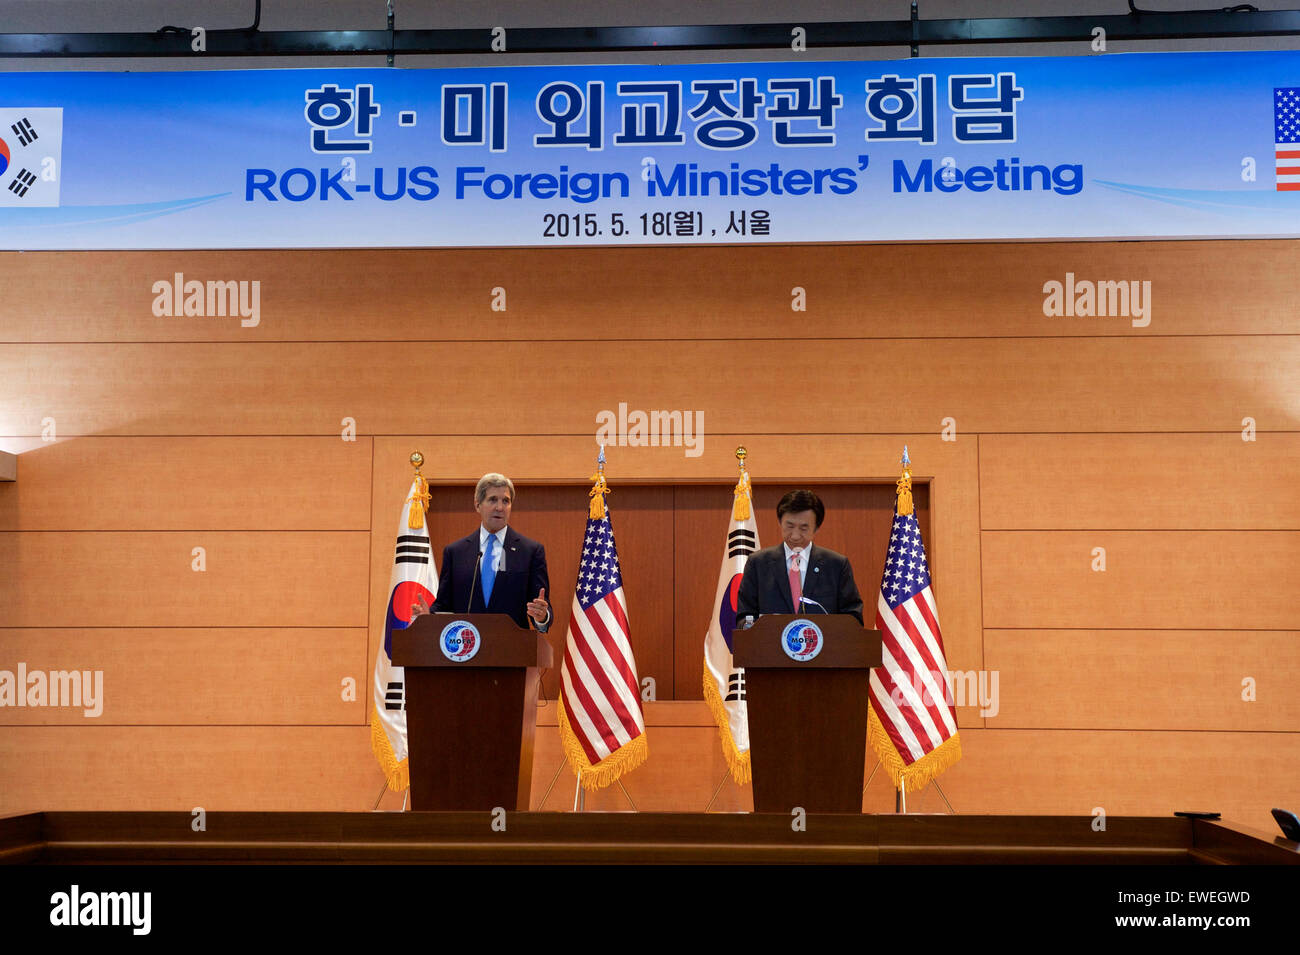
[0,50,1297,248]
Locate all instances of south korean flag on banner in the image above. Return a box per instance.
[0,107,62,207]
[369,474,438,793]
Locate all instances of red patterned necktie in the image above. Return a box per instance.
[788,550,802,612]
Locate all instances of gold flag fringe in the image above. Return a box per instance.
[557,694,648,791]
[369,713,410,792]
[867,706,962,795]
[407,474,430,530]
[702,658,751,785]
[588,473,609,519]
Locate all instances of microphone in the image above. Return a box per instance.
[468,548,484,612]
[798,596,830,614]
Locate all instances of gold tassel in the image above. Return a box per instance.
[702,659,752,785]
[557,695,648,791]
[588,473,609,519]
[407,474,430,530]
[732,470,752,522]
[895,464,914,517]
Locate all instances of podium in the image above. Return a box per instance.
[392,614,553,811]
[733,615,882,813]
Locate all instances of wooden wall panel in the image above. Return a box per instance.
[4,337,1296,437]
[982,531,1300,630]
[924,729,1300,835]
[0,436,372,531]
[5,241,1298,342]
[980,434,1300,530]
[3,238,1296,823]
[4,715,1292,835]
[0,727,384,813]
[0,628,365,725]
[983,630,1299,730]
[0,531,369,627]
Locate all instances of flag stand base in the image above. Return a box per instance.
[370,777,410,812]
[867,760,955,814]
[895,780,955,814]
[571,775,640,812]
[537,758,567,809]
[704,768,730,812]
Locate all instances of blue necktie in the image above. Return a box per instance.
[481,534,498,607]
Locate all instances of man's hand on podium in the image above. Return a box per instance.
[527,587,550,625]
[410,593,431,619]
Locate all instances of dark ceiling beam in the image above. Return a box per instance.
[0,11,1298,59]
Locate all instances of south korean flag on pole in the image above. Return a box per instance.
[702,456,758,785]
[0,107,62,207]
[369,473,438,793]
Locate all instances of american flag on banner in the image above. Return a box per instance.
[557,453,647,790]
[369,471,437,793]
[1276,88,1300,191]
[702,457,758,784]
[867,448,961,794]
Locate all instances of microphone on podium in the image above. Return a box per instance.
[798,596,830,614]
[468,548,484,610]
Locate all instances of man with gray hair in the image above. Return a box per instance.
[415,473,552,631]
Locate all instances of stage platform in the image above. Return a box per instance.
[2,811,1297,864]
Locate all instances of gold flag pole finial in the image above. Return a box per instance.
[733,445,752,521]
[895,445,914,517]
[589,444,610,519]
[407,450,431,529]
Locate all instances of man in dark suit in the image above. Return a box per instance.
[736,489,864,626]
[413,473,551,631]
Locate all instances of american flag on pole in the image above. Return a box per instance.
[369,469,437,793]
[1276,88,1300,191]
[557,451,647,790]
[867,448,961,794]
[702,455,758,784]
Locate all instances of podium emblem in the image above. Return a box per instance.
[439,620,481,662]
[780,618,823,662]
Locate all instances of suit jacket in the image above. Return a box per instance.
[433,527,551,631]
[735,542,864,626]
